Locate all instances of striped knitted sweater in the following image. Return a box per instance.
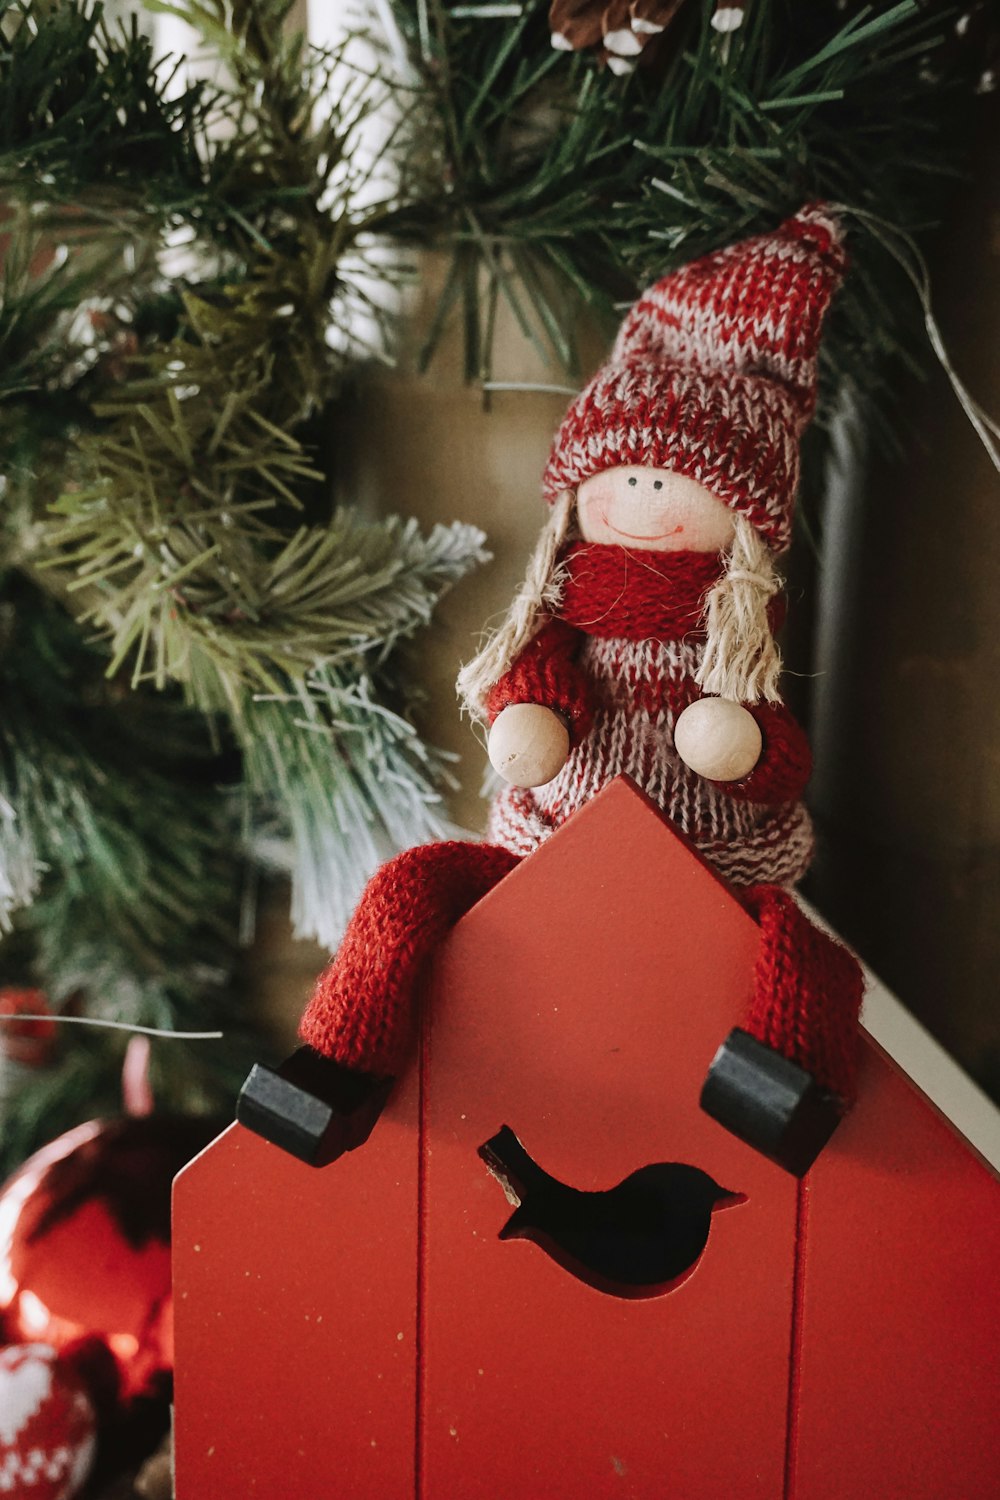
[485,542,813,889]
[300,541,861,1102]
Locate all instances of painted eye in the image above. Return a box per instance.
[653,480,663,491]
[628,477,637,487]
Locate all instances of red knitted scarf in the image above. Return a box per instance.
[557,542,724,641]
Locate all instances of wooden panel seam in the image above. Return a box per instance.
[416,995,431,1500]
[783,1178,809,1499]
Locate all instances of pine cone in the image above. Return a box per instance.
[549,0,745,74]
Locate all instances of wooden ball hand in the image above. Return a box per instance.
[488,703,570,788]
[674,698,762,782]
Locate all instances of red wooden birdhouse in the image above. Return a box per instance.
[173,777,1000,1498]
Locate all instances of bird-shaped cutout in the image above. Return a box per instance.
[479,1126,745,1300]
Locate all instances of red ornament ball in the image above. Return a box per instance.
[0,1342,97,1500]
[0,1115,217,1401]
[0,987,57,1067]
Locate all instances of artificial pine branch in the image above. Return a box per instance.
[0,576,252,1174]
[383,0,979,436]
[0,1,218,221]
[242,667,454,947]
[235,515,487,943]
[4,0,483,774]
[8,0,452,701]
[0,0,486,1165]
[0,579,237,969]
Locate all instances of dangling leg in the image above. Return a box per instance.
[237,841,520,1166]
[700,886,863,1176]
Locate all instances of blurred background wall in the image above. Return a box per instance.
[809,101,1000,1102]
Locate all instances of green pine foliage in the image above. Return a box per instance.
[1,0,487,942]
[383,0,974,426]
[0,0,485,1163]
[0,577,253,1175]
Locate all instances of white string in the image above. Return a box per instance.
[829,202,1000,472]
[482,381,580,396]
[0,1014,223,1040]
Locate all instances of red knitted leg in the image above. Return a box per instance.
[741,887,864,1103]
[299,841,520,1076]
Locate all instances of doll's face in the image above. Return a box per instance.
[576,466,736,553]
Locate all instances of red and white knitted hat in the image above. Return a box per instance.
[541,205,846,552]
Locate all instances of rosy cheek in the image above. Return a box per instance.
[578,496,609,533]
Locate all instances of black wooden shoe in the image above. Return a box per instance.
[236,1046,394,1168]
[700,1028,844,1178]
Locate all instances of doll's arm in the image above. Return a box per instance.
[485,619,593,789]
[719,701,813,803]
[485,618,593,744]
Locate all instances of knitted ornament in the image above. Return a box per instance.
[242,206,862,1176]
[541,205,846,552]
[0,1343,98,1500]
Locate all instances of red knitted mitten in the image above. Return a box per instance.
[721,702,813,804]
[486,618,593,745]
[299,841,521,1076]
[740,886,863,1103]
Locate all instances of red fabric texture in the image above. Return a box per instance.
[741,887,864,1102]
[299,841,520,1075]
[558,542,723,640]
[558,541,785,640]
[721,702,813,804]
[486,543,810,807]
[485,618,593,746]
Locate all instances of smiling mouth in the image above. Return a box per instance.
[606,520,685,542]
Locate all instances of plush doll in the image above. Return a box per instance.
[238,205,863,1177]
